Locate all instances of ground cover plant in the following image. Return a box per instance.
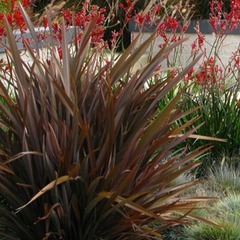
[181,196,240,240]
[158,165,240,239]
[179,176,240,240]
[0,1,220,239]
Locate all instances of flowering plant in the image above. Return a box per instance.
[121,0,240,172]
[0,0,31,38]
[181,0,240,172]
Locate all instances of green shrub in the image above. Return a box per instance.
[183,83,240,169]
[182,194,240,240]
[183,222,240,240]
[207,164,240,196]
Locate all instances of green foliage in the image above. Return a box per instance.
[183,222,240,240]
[207,164,240,196]
[181,194,240,240]
[181,80,240,175]
[173,166,240,240]
[0,6,213,240]
[0,0,11,13]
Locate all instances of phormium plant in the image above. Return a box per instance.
[0,2,220,240]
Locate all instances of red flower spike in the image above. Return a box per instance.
[61,9,73,25]
[153,4,161,15]
[164,17,179,31]
[21,0,30,8]
[135,12,146,27]
[43,17,48,29]
[184,68,195,82]
[210,0,240,36]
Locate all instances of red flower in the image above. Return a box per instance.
[210,0,240,35]
[21,0,30,8]
[14,9,25,30]
[43,17,48,29]
[0,26,5,39]
[119,0,135,23]
[164,17,179,31]
[195,22,205,48]
[135,12,146,27]
[184,68,195,82]
[110,30,119,48]
[11,0,16,11]
[153,4,161,15]
[61,9,73,25]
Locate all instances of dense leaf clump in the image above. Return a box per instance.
[0,5,214,240]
